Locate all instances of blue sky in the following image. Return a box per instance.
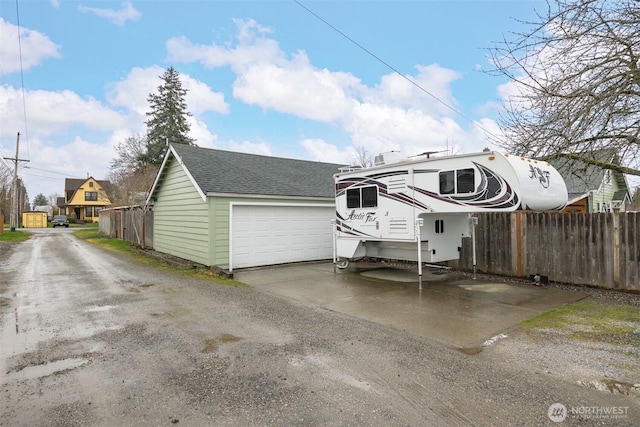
[0,0,543,200]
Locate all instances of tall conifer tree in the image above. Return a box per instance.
[143,67,195,165]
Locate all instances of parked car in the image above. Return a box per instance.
[52,215,69,228]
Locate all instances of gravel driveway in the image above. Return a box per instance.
[1,230,638,426]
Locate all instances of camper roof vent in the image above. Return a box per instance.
[374,151,403,166]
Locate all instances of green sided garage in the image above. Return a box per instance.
[146,144,344,273]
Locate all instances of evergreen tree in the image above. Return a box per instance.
[33,193,48,207]
[143,67,195,165]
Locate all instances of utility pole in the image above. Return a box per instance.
[4,132,29,231]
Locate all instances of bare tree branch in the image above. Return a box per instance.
[487,0,640,177]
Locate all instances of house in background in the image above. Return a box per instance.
[553,150,632,213]
[57,177,113,222]
[146,144,345,272]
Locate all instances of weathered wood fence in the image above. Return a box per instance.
[99,206,154,248]
[460,212,639,291]
[99,207,638,291]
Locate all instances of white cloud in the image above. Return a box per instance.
[227,140,272,156]
[301,138,351,165]
[167,18,490,163]
[50,0,60,8]
[106,66,228,117]
[181,74,229,116]
[16,135,115,200]
[233,62,360,123]
[0,85,129,137]
[78,1,141,26]
[105,66,161,116]
[188,118,218,149]
[372,64,461,116]
[0,18,61,74]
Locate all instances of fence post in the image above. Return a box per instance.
[613,212,620,288]
[511,212,523,278]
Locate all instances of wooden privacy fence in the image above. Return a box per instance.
[99,206,154,248]
[460,212,639,291]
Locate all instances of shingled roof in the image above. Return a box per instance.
[550,149,628,200]
[160,144,346,199]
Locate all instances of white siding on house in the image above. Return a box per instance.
[153,158,210,265]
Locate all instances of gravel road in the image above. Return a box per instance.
[1,230,638,426]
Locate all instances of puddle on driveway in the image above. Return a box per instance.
[201,334,242,353]
[458,283,515,293]
[6,358,88,381]
[85,305,115,313]
[579,379,640,396]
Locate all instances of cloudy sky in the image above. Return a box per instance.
[0,0,541,201]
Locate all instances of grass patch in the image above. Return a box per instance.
[519,300,640,345]
[0,230,31,242]
[73,229,246,286]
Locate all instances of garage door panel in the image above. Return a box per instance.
[232,205,334,269]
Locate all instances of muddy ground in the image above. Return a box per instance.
[1,229,639,426]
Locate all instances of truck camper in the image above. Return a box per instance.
[332,150,568,285]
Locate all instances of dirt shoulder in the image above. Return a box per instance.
[489,296,640,400]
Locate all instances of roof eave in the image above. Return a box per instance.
[146,144,208,205]
[204,192,335,202]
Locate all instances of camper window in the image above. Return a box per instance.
[439,168,475,194]
[362,186,378,207]
[346,186,378,208]
[439,171,455,194]
[347,189,360,208]
[456,168,475,193]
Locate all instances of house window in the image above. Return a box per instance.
[85,191,98,201]
[85,207,93,218]
[346,186,378,208]
[439,168,475,194]
[89,182,94,187]
[435,219,444,234]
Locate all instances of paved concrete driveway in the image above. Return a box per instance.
[235,262,586,350]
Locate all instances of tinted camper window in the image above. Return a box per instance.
[347,189,360,208]
[439,171,455,194]
[346,186,378,208]
[439,169,475,194]
[457,168,475,193]
[362,186,378,207]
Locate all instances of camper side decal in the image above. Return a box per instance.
[412,163,519,209]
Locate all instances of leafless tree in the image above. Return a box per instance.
[488,0,640,177]
[108,132,160,206]
[107,164,158,207]
[0,159,11,218]
[352,146,374,168]
[110,133,149,174]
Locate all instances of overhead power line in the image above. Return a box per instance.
[15,0,30,159]
[293,0,498,139]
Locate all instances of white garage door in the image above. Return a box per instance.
[231,204,335,269]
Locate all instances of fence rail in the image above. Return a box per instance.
[460,212,639,291]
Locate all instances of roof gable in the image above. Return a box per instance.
[551,149,629,196]
[63,176,112,205]
[151,144,346,200]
